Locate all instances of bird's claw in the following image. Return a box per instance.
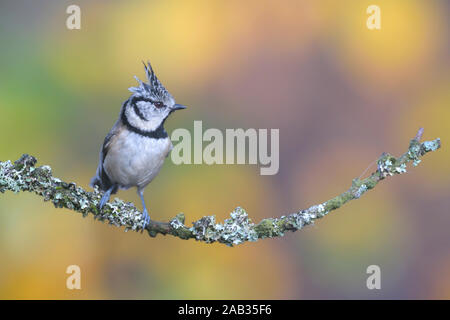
[98,186,114,211]
[142,209,151,229]
[99,193,109,210]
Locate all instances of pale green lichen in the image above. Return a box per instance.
[409,140,421,157]
[254,219,279,238]
[423,139,440,152]
[255,202,332,239]
[1,154,148,232]
[395,163,407,174]
[325,197,344,211]
[190,207,258,246]
[170,214,185,230]
[377,154,398,178]
[0,131,441,246]
[354,184,368,198]
[365,179,377,189]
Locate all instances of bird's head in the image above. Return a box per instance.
[123,61,186,132]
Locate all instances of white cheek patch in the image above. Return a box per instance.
[135,101,157,120]
[145,116,165,131]
[126,105,165,132]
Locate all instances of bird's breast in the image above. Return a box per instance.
[103,130,172,189]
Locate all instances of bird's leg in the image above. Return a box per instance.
[99,185,115,210]
[138,188,151,228]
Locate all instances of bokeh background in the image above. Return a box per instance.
[0,0,449,299]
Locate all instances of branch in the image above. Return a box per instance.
[0,128,441,246]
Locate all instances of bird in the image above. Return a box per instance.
[90,61,186,228]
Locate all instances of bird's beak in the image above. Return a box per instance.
[172,104,187,111]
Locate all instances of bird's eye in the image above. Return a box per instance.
[154,101,164,108]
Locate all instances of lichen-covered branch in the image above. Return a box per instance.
[0,128,441,246]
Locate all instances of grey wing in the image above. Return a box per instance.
[166,143,173,158]
[90,121,120,191]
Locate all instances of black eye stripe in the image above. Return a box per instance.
[130,97,166,121]
[132,101,147,121]
[131,96,164,108]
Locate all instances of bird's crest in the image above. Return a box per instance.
[128,61,173,101]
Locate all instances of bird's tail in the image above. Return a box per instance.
[90,165,118,194]
[90,174,101,189]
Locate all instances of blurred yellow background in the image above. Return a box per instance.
[0,0,449,299]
